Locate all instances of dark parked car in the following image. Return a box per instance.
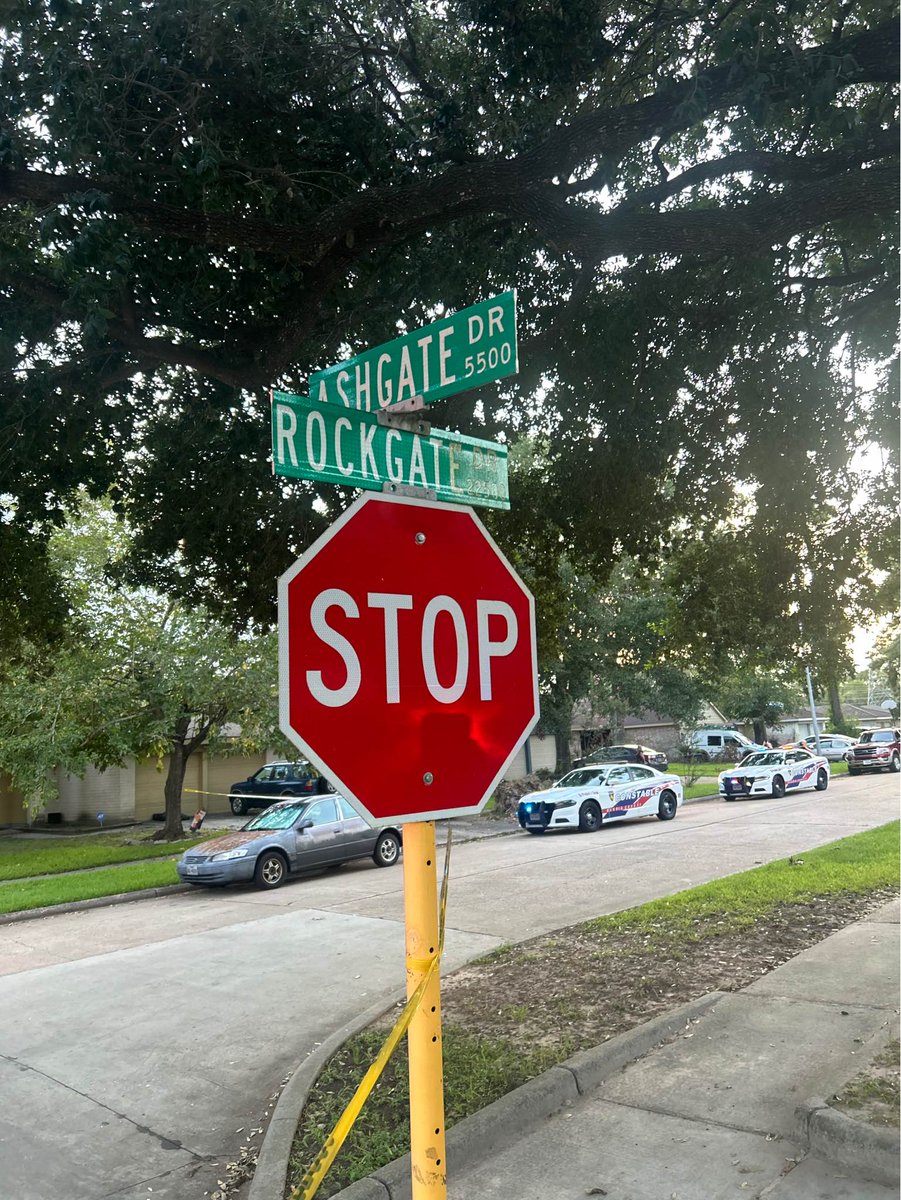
[177,797,401,889]
[574,744,668,770]
[228,761,333,815]
[846,729,901,775]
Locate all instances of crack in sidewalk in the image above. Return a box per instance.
[1,1052,210,1160]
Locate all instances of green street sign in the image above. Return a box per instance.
[309,290,517,412]
[272,391,509,510]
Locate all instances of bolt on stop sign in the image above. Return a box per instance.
[278,493,539,824]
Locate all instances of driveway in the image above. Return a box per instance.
[0,775,895,1199]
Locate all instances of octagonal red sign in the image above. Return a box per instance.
[278,493,538,824]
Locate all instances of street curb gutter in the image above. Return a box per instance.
[257,990,724,1200]
[0,883,191,925]
[249,993,403,1200]
[794,1099,900,1188]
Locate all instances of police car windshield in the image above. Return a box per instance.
[554,768,611,788]
[741,752,785,767]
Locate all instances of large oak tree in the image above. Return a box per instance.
[1,1,897,663]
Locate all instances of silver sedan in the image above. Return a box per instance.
[176,796,401,889]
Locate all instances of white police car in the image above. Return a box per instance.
[517,764,684,834]
[719,748,830,800]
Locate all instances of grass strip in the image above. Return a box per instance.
[0,831,218,881]
[289,1029,562,1195]
[288,820,898,1198]
[833,1039,900,1128]
[589,819,898,937]
[0,859,181,914]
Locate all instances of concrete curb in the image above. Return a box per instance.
[794,1099,900,1187]
[249,993,404,1200]
[0,883,190,925]
[266,990,723,1200]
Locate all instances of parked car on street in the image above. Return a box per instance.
[719,749,829,800]
[517,764,683,834]
[683,728,767,761]
[177,797,401,889]
[574,743,668,769]
[783,735,856,762]
[228,761,333,815]
[846,729,901,775]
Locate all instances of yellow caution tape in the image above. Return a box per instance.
[183,787,321,801]
[291,828,453,1200]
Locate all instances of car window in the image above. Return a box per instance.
[245,802,307,830]
[272,766,288,781]
[724,736,740,746]
[608,767,630,783]
[305,799,340,825]
[555,768,607,787]
[629,767,654,780]
[708,735,722,747]
[787,750,808,762]
[338,797,362,821]
[741,752,785,767]
[869,731,895,743]
[288,763,311,780]
[254,766,274,781]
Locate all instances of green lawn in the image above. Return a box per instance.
[591,820,899,937]
[0,830,218,882]
[0,859,183,914]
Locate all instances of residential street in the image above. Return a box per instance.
[0,775,896,1200]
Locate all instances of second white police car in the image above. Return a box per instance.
[518,764,684,834]
[719,748,830,800]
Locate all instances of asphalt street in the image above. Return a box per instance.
[0,773,895,1200]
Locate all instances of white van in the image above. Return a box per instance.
[683,728,767,761]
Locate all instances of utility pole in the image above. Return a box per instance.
[805,666,822,752]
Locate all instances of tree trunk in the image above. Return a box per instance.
[828,679,844,729]
[163,723,190,840]
[753,719,766,745]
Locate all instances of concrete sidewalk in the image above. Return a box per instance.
[346,898,900,1200]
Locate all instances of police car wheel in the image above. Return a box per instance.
[578,801,601,832]
[815,769,828,791]
[656,791,677,821]
[771,775,786,798]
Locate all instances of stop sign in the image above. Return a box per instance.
[278,493,538,824]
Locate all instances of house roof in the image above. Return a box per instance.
[774,704,895,726]
[571,702,727,731]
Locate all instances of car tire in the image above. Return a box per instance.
[230,795,247,816]
[578,800,602,832]
[695,750,710,762]
[656,791,678,820]
[890,754,900,773]
[815,769,828,791]
[373,831,401,867]
[254,851,288,890]
[771,775,786,799]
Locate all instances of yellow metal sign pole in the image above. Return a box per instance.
[403,821,447,1199]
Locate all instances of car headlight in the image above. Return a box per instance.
[211,846,251,862]
[554,798,577,808]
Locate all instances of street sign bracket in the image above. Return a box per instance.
[377,410,431,436]
[386,394,428,414]
[382,482,437,500]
